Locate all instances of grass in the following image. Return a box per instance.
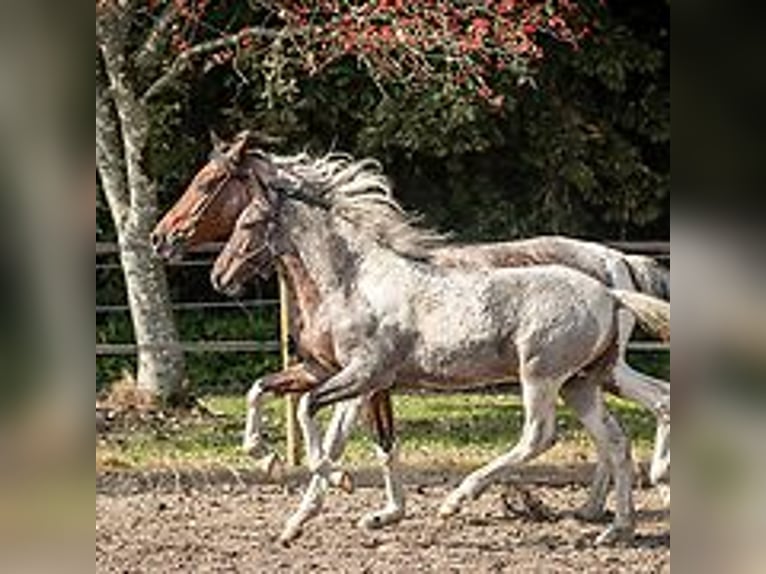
[96,391,658,472]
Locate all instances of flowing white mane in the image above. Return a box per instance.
[267,151,446,258]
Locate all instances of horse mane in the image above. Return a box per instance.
[265,151,447,259]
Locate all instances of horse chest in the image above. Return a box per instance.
[291,306,337,370]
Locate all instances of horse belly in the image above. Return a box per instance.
[409,307,520,383]
[515,283,616,382]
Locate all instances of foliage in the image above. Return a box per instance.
[280,0,593,105]
[96,0,668,238]
[96,0,669,392]
[136,0,668,238]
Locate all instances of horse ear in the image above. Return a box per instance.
[210,130,225,151]
[226,130,251,160]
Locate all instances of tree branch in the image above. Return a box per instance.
[96,79,130,229]
[99,15,155,215]
[134,4,179,72]
[142,25,285,101]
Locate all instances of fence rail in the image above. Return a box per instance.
[96,299,279,314]
[96,240,670,357]
[96,341,281,356]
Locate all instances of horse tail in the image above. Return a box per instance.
[610,289,670,342]
[624,255,670,301]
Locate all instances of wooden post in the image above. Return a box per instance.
[279,272,301,466]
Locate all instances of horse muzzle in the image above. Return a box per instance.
[150,230,185,262]
[210,267,246,297]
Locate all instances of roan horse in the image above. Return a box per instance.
[199,143,671,545]
[151,132,671,486]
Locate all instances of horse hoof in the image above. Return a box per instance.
[437,498,462,519]
[279,523,303,546]
[594,524,634,547]
[358,509,404,530]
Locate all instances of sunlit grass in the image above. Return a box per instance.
[97,392,657,471]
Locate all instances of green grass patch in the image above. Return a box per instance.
[97,391,657,471]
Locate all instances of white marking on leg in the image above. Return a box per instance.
[322,398,364,492]
[243,379,265,456]
[359,443,405,529]
[322,397,364,460]
[280,473,328,544]
[650,419,670,485]
[297,393,323,471]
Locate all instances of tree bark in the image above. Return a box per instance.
[97,11,186,403]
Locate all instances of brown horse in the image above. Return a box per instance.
[152,134,399,482]
[151,131,670,485]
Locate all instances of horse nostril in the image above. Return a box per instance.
[150,232,162,249]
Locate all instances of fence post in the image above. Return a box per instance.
[279,271,301,466]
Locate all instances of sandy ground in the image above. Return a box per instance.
[96,466,669,573]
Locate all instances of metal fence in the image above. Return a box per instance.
[97,242,282,357]
[96,240,670,359]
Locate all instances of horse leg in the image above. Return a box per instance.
[574,451,612,523]
[650,418,670,487]
[612,309,671,485]
[279,392,330,544]
[243,379,265,456]
[242,363,320,457]
[309,358,386,413]
[320,397,365,493]
[280,393,369,543]
[561,375,635,546]
[315,389,405,517]
[248,363,357,489]
[358,390,405,529]
[438,379,560,518]
[279,362,385,544]
[613,359,670,485]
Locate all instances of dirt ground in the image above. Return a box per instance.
[96,466,669,573]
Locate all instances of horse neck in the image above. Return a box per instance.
[281,201,366,301]
[275,250,322,326]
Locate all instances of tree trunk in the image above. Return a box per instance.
[119,220,187,402]
[97,13,186,403]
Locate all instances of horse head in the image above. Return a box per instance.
[209,190,284,296]
[150,130,278,261]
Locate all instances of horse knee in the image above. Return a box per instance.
[298,392,319,423]
[519,416,557,459]
[604,419,631,466]
[297,393,310,418]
